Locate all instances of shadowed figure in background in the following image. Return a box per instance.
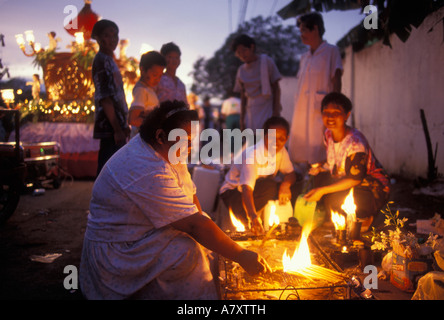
[91,19,130,176]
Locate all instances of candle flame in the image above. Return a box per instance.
[268,203,279,227]
[281,222,347,283]
[15,34,25,46]
[282,224,312,272]
[229,208,245,232]
[331,210,346,230]
[24,30,34,43]
[341,188,356,221]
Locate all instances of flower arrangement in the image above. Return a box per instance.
[32,48,56,69]
[17,99,95,123]
[370,202,438,259]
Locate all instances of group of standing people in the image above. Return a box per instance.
[81,12,390,300]
[91,19,189,175]
[225,12,389,234]
[82,18,269,300]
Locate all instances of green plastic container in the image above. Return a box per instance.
[294,195,325,230]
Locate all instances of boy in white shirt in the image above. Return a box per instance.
[219,116,297,234]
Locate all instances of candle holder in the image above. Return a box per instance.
[15,30,42,57]
[350,221,362,240]
[336,229,347,245]
[285,217,299,238]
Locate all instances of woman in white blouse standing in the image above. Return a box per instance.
[288,12,343,172]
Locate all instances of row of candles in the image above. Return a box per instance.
[229,188,360,244]
[228,188,359,280]
[15,30,85,57]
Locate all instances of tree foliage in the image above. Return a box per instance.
[190,15,306,100]
[278,0,444,51]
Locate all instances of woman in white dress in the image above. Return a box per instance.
[80,100,270,300]
[288,12,343,169]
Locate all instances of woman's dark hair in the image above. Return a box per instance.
[139,51,166,72]
[297,12,325,37]
[160,42,181,56]
[139,100,198,146]
[321,92,353,114]
[263,116,290,136]
[91,19,119,40]
[230,34,256,52]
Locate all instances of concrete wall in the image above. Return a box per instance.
[281,8,444,179]
[341,7,444,179]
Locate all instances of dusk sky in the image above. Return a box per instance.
[0,0,364,89]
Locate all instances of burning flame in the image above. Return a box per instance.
[331,211,346,230]
[341,188,356,222]
[281,222,347,283]
[282,224,312,272]
[229,208,245,232]
[268,203,279,227]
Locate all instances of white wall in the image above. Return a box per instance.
[279,8,444,179]
[339,7,444,179]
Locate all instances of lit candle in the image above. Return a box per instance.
[1,89,15,103]
[15,34,25,47]
[260,204,280,246]
[34,43,42,52]
[24,30,35,44]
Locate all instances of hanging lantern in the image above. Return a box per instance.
[64,0,99,40]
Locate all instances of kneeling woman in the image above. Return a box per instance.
[304,92,390,231]
[80,100,269,300]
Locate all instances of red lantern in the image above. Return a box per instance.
[64,0,99,40]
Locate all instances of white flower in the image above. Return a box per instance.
[371,203,438,256]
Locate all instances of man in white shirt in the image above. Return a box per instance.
[219,116,297,234]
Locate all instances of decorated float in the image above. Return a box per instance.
[13,0,138,178]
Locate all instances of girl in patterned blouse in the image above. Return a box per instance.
[304,92,390,231]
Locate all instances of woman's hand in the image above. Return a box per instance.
[236,250,271,276]
[308,163,326,176]
[303,187,324,202]
[249,216,264,235]
[278,184,292,205]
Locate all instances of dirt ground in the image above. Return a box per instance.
[0,174,443,300]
